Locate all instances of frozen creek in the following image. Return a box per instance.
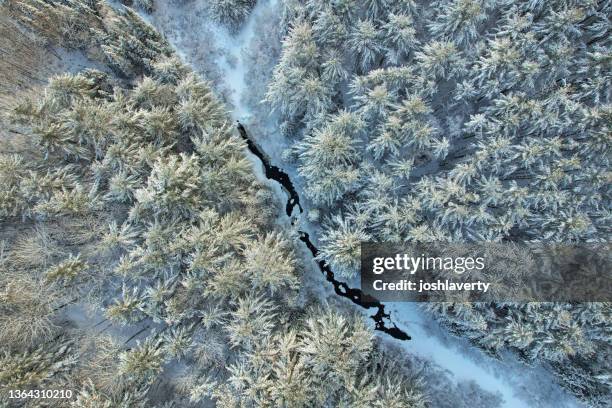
[142,1,585,407]
[237,122,410,341]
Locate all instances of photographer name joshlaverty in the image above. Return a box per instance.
[372,279,491,293]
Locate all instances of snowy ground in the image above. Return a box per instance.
[63,302,158,346]
[139,1,585,407]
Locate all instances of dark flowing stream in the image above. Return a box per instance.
[237,122,410,341]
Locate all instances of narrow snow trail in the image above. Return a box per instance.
[206,0,279,120]
[141,2,583,407]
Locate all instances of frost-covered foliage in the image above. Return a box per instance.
[0,339,76,389]
[5,0,172,77]
[270,0,610,245]
[1,57,297,403]
[208,0,257,30]
[200,308,426,407]
[0,1,434,405]
[3,0,102,48]
[268,0,611,405]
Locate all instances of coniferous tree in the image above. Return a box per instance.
[208,0,257,30]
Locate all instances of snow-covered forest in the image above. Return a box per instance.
[261,1,610,406]
[0,0,609,407]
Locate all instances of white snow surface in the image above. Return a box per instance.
[139,2,586,407]
[206,0,280,120]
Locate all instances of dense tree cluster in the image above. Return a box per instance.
[267,0,611,405]
[0,1,432,406]
[185,308,426,407]
[269,0,609,248]
[4,0,172,78]
[1,58,299,406]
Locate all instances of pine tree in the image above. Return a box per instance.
[0,154,28,218]
[106,285,146,325]
[353,83,395,124]
[295,111,364,204]
[243,232,299,295]
[317,215,371,278]
[348,20,383,72]
[134,153,203,220]
[415,40,465,80]
[208,0,257,30]
[382,13,420,64]
[44,254,87,283]
[299,308,373,388]
[225,294,277,350]
[117,337,164,383]
[428,0,490,46]
[0,340,76,389]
